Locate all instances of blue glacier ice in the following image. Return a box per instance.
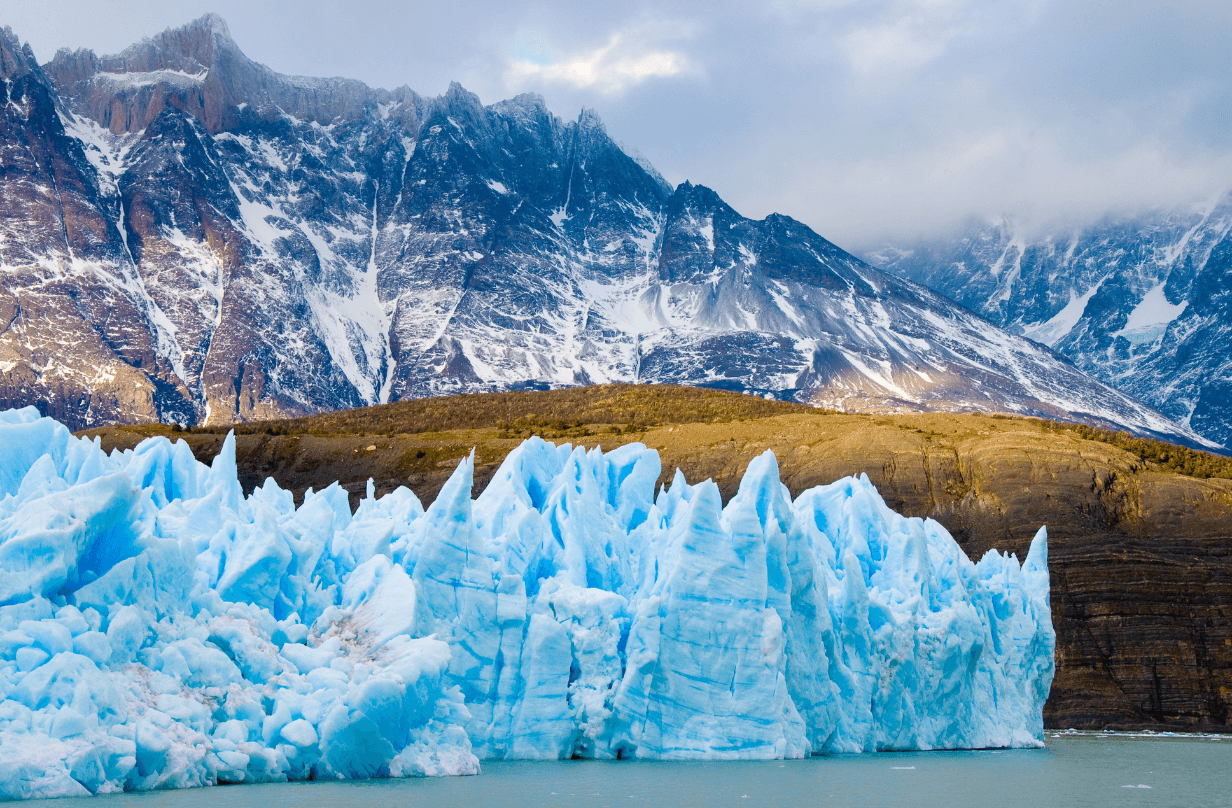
[0,406,1054,798]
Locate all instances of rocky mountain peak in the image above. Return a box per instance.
[193,11,232,40]
[441,80,481,107]
[500,91,549,114]
[43,13,385,135]
[667,180,724,212]
[576,106,606,133]
[43,47,99,88]
[0,25,40,80]
[116,12,236,72]
[434,80,488,131]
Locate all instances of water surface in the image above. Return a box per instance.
[37,734,1232,808]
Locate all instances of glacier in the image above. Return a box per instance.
[0,406,1054,799]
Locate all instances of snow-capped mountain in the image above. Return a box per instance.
[0,15,1213,449]
[869,195,1232,448]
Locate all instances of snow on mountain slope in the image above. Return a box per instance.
[869,194,1232,448]
[0,15,1213,450]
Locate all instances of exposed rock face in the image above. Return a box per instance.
[0,15,1212,452]
[85,398,1232,731]
[869,197,1232,449]
[43,14,382,135]
[0,25,187,425]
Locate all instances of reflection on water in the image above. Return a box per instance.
[34,734,1232,808]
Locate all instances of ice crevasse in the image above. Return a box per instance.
[0,406,1054,798]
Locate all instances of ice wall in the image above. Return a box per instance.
[0,407,1054,798]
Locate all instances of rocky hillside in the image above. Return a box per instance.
[85,384,1232,732]
[0,15,1211,450]
[868,196,1232,448]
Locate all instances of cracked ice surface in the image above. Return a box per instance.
[0,406,1054,798]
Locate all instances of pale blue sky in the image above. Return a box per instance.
[8,1,1232,248]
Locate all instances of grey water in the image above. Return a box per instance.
[37,734,1232,808]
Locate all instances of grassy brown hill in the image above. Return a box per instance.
[80,384,1232,734]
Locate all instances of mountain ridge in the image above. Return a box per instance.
[0,15,1216,451]
[869,193,1232,448]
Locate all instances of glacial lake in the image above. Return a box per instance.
[34,733,1232,808]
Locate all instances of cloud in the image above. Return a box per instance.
[755,124,1232,249]
[503,25,694,94]
[836,0,1043,78]
[841,0,971,76]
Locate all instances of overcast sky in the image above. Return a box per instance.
[7,1,1232,250]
